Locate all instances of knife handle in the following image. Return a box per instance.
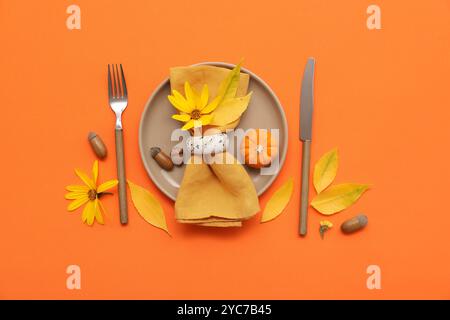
[115,128,128,225]
[299,140,311,236]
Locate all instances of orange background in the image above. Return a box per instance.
[1,0,449,299]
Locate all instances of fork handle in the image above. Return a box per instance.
[115,128,128,225]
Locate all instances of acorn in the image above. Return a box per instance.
[88,132,107,159]
[150,147,174,171]
[341,214,368,234]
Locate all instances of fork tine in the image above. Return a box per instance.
[120,64,128,98]
[107,64,113,99]
[115,64,123,98]
[112,63,118,98]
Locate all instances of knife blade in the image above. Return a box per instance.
[299,57,315,236]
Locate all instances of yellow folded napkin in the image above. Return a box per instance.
[175,154,260,226]
[170,65,260,227]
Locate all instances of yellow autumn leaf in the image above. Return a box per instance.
[217,62,242,103]
[127,180,170,235]
[261,177,294,223]
[310,183,369,215]
[313,148,339,193]
[210,92,253,126]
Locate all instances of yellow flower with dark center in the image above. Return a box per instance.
[168,81,221,130]
[65,160,118,226]
[320,220,333,228]
[319,220,333,239]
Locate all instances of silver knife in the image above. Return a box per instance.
[299,57,315,236]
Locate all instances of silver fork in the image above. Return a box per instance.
[108,64,128,225]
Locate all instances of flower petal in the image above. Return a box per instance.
[181,119,195,131]
[184,82,197,110]
[199,85,209,109]
[86,203,96,225]
[193,120,203,128]
[98,199,107,217]
[67,196,89,211]
[92,160,98,185]
[97,179,118,193]
[199,114,213,126]
[171,114,191,122]
[65,191,88,200]
[75,169,95,190]
[190,86,202,107]
[81,200,94,224]
[65,185,89,192]
[201,95,221,114]
[168,91,191,113]
[94,199,104,225]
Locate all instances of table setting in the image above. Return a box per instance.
[4,0,450,301]
[64,59,370,238]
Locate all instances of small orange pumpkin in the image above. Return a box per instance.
[240,129,279,168]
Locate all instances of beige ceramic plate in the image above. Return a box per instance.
[139,62,288,201]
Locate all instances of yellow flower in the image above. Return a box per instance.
[168,81,221,130]
[65,160,118,226]
[320,220,333,228]
[319,220,333,239]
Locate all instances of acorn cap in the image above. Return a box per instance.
[88,132,97,141]
[357,214,368,227]
[150,147,161,158]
